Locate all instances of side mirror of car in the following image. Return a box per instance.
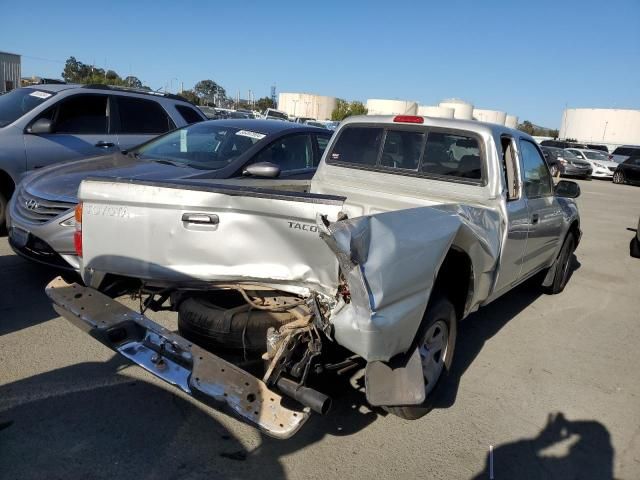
[243,161,281,178]
[555,180,581,198]
[27,118,53,134]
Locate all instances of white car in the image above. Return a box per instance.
[566,148,618,178]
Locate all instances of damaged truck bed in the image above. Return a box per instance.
[46,115,581,437]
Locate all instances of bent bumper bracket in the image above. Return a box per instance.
[45,277,310,439]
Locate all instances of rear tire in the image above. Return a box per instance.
[0,192,7,235]
[550,165,559,177]
[386,294,457,420]
[543,232,576,295]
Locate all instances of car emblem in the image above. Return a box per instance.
[25,199,39,210]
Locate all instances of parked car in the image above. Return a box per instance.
[565,148,618,179]
[263,108,289,121]
[540,146,562,176]
[7,119,332,271]
[540,146,592,178]
[304,120,330,129]
[0,84,206,230]
[612,156,640,186]
[586,144,609,153]
[611,145,640,164]
[47,115,581,438]
[540,139,588,149]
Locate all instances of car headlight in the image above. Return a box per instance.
[594,162,605,168]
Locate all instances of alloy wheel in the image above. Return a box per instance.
[419,320,449,395]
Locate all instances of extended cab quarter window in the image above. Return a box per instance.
[116,96,174,134]
[520,139,553,197]
[54,94,108,134]
[330,127,384,166]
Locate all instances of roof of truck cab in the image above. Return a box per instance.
[340,114,525,139]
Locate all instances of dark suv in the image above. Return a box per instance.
[0,84,205,228]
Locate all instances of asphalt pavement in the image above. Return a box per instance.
[0,178,639,479]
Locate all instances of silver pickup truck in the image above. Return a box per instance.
[46,115,581,438]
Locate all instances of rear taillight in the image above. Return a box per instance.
[74,202,83,257]
[393,115,424,124]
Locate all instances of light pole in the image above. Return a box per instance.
[292,99,298,117]
[602,120,608,141]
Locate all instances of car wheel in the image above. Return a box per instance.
[613,171,625,184]
[543,232,576,295]
[550,165,559,177]
[386,294,457,420]
[0,192,7,235]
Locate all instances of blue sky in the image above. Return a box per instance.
[1,0,638,127]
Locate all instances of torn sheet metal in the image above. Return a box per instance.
[321,204,502,362]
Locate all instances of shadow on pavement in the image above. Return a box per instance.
[434,255,581,411]
[470,412,614,479]
[0,354,378,480]
[0,254,61,336]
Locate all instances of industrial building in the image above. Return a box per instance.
[559,108,640,149]
[505,115,518,129]
[473,108,507,125]
[439,99,474,120]
[366,99,417,116]
[416,105,454,118]
[277,92,337,120]
[0,51,21,93]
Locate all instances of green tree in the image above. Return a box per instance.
[124,76,143,88]
[255,96,274,112]
[518,120,535,135]
[180,89,200,105]
[548,129,559,139]
[194,79,225,105]
[331,99,368,120]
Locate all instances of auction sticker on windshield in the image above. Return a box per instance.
[29,91,52,99]
[236,130,266,140]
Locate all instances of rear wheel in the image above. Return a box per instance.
[0,192,7,235]
[386,294,457,420]
[550,165,559,177]
[543,232,576,295]
[613,171,625,184]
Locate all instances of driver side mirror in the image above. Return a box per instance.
[555,180,580,198]
[243,161,281,178]
[27,118,53,134]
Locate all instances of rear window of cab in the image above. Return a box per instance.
[328,125,484,184]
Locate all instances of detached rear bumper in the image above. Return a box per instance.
[45,277,310,439]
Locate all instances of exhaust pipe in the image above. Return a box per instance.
[276,377,332,415]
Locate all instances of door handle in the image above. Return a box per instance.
[531,213,539,225]
[181,213,219,225]
[95,141,115,148]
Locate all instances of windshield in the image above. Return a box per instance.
[0,88,55,127]
[561,149,578,159]
[584,151,607,161]
[135,122,265,170]
[266,110,287,119]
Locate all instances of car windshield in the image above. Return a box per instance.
[561,149,578,159]
[135,123,265,170]
[0,88,55,127]
[584,151,607,160]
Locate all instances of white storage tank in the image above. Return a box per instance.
[438,98,474,120]
[366,99,417,116]
[473,108,507,125]
[505,115,518,129]
[277,92,337,120]
[559,108,640,147]
[417,105,455,118]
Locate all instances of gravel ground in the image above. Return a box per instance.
[0,178,639,479]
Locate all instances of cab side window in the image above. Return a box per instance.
[520,140,553,197]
